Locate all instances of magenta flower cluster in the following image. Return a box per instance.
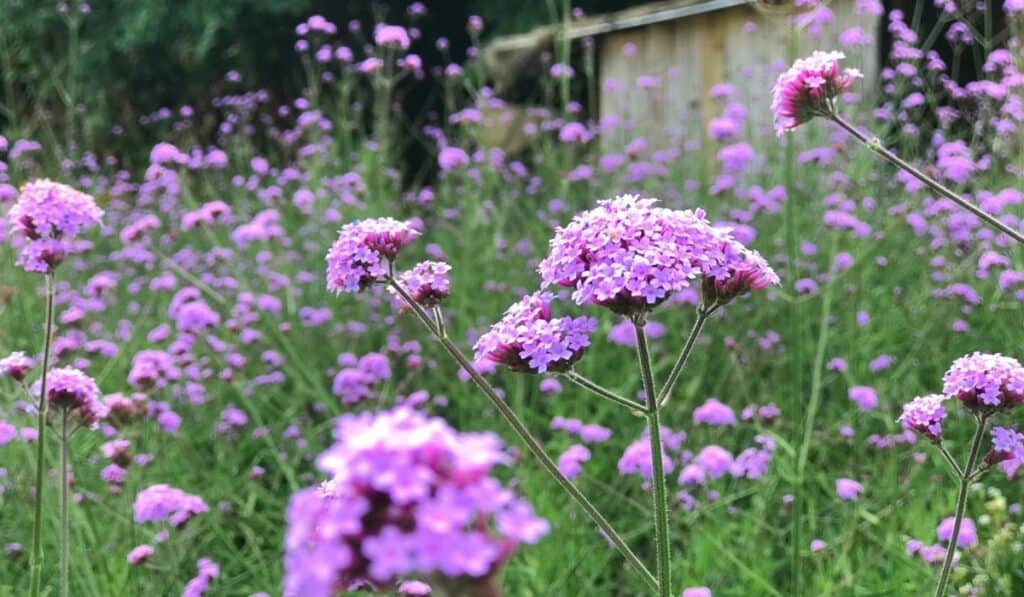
[283,406,549,595]
[941,352,1024,410]
[538,194,768,315]
[326,218,420,293]
[771,50,862,135]
[7,179,103,272]
[473,291,596,374]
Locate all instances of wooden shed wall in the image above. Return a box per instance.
[597,0,879,149]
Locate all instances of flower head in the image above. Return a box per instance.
[898,394,948,441]
[392,261,451,310]
[539,195,748,315]
[8,179,103,272]
[374,24,411,49]
[284,406,548,594]
[988,426,1024,477]
[473,292,596,374]
[0,351,34,381]
[38,367,107,427]
[701,240,779,305]
[326,218,420,293]
[771,51,862,135]
[133,484,209,527]
[835,478,863,501]
[942,352,1024,410]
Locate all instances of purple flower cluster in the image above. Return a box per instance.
[326,218,420,293]
[8,179,103,272]
[284,406,548,594]
[941,352,1024,410]
[538,195,755,315]
[989,426,1024,478]
[473,292,596,374]
[182,558,220,597]
[331,352,392,405]
[771,51,862,135]
[701,242,779,305]
[133,484,210,528]
[897,394,947,441]
[393,260,451,310]
[38,367,107,427]
[0,351,34,381]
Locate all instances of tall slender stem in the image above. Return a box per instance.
[936,443,964,480]
[60,409,69,597]
[564,370,642,412]
[388,279,658,592]
[633,318,671,597]
[29,273,56,597]
[933,415,988,597]
[829,113,1024,245]
[656,307,711,409]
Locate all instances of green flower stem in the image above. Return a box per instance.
[829,113,1024,245]
[29,273,56,597]
[388,278,659,592]
[933,414,988,597]
[935,443,964,480]
[633,318,671,597]
[656,306,713,409]
[60,409,70,597]
[564,370,643,412]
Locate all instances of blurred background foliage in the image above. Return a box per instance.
[0,0,642,157]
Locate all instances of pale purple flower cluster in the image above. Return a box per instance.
[771,51,862,135]
[128,350,181,389]
[126,544,155,565]
[898,394,947,441]
[393,261,451,310]
[538,195,752,315]
[941,352,1024,410]
[133,484,210,527]
[283,407,549,595]
[38,367,107,427]
[473,292,596,374]
[989,426,1024,478]
[701,243,780,305]
[326,218,420,293]
[374,24,411,49]
[8,179,103,272]
[331,352,392,405]
[0,351,34,381]
[182,557,220,597]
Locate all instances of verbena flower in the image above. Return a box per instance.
[374,24,411,49]
[539,194,748,315]
[283,406,548,594]
[392,261,451,310]
[126,544,155,565]
[700,242,779,305]
[942,352,1024,410]
[326,218,420,293]
[0,351,34,381]
[473,292,596,374]
[37,367,107,427]
[133,484,210,528]
[988,426,1024,478]
[771,51,862,135]
[835,478,863,501]
[898,394,948,441]
[8,179,103,272]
